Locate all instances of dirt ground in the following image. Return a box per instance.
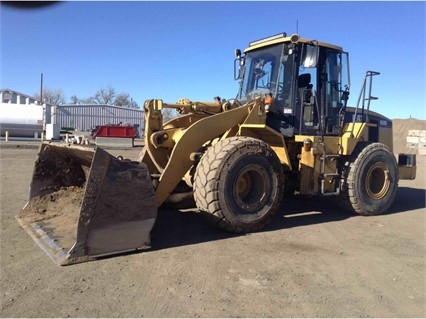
[1,137,425,317]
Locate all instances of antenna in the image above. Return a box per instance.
[296,19,299,34]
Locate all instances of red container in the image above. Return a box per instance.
[93,125,135,138]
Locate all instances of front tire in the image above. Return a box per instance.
[194,137,284,233]
[344,142,398,215]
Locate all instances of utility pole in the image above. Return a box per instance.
[40,73,43,105]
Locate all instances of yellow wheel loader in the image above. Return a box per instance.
[17,33,417,265]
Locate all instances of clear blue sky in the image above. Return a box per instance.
[1,1,425,119]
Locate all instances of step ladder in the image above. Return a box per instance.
[319,143,341,196]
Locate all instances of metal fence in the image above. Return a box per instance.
[50,104,145,136]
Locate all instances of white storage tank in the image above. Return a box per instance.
[0,103,43,137]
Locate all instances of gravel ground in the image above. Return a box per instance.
[0,142,425,318]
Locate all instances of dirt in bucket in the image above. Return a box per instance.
[18,186,84,223]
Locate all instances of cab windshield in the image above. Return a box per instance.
[237,43,294,106]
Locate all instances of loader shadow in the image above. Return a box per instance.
[385,187,425,214]
[264,195,352,232]
[150,209,234,251]
[148,187,424,251]
[267,186,425,232]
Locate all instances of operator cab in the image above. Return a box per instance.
[235,33,350,136]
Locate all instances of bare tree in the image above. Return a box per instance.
[114,93,140,109]
[68,86,140,108]
[94,86,115,105]
[162,108,179,122]
[130,99,139,109]
[83,97,97,104]
[34,88,66,105]
[114,93,131,107]
[69,95,81,104]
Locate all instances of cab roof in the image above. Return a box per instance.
[244,33,343,53]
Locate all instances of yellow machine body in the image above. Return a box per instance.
[17,33,416,265]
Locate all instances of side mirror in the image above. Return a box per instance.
[303,44,319,68]
[234,56,245,80]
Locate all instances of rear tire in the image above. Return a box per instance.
[194,137,284,233]
[343,142,398,215]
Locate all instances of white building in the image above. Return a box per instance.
[1,88,42,105]
[0,89,144,138]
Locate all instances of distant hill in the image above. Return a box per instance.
[392,118,426,154]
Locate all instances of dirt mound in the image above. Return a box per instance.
[392,118,426,154]
[18,186,83,223]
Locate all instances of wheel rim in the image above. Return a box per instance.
[232,164,271,214]
[365,162,390,200]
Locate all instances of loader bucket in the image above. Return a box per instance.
[16,142,157,266]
